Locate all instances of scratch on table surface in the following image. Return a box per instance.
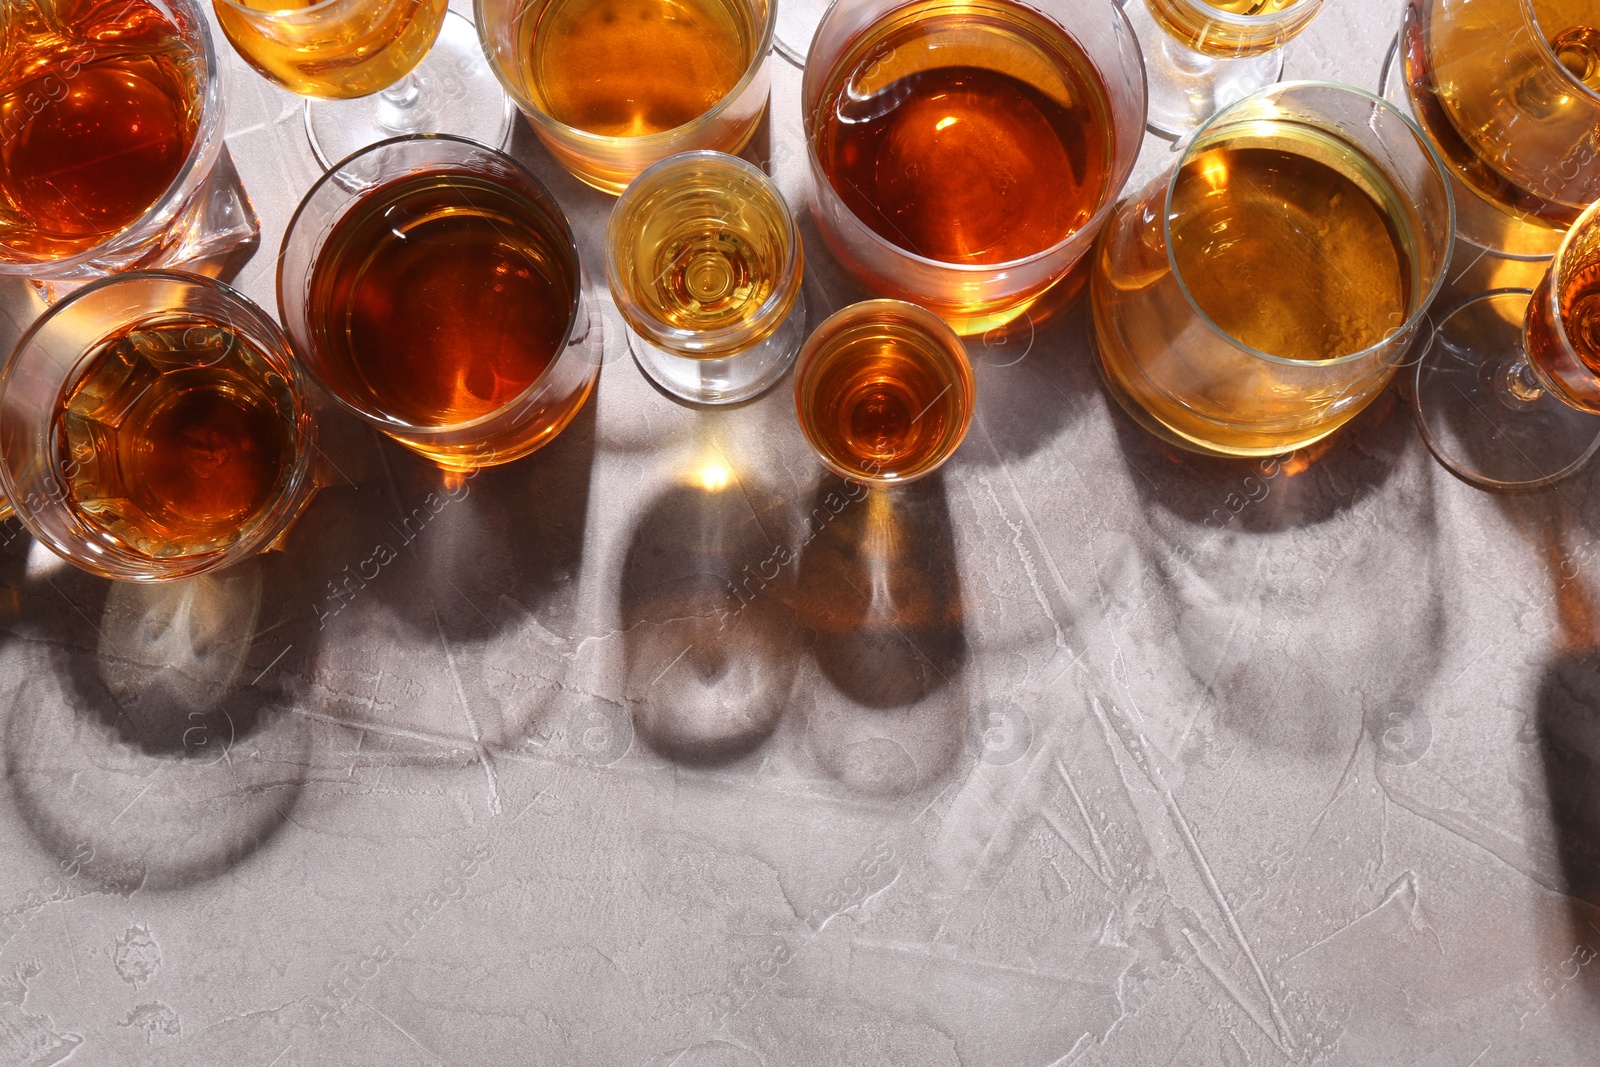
[1057,758,1115,884]
[1043,1031,1092,1067]
[1378,779,1560,893]
[434,608,502,816]
[1282,871,1437,963]
[1041,809,1110,891]
[108,781,154,827]
[357,996,448,1064]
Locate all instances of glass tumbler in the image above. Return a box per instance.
[0,272,318,581]
[607,152,805,406]
[1091,81,1455,458]
[0,0,258,287]
[793,300,975,486]
[476,0,776,193]
[278,135,601,473]
[801,0,1146,337]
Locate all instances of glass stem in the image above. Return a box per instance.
[1501,351,1547,407]
[375,72,425,133]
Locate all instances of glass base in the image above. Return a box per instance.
[629,293,806,406]
[306,9,515,170]
[775,0,830,66]
[30,146,260,302]
[1414,289,1600,490]
[1126,0,1285,138]
[1378,33,1564,262]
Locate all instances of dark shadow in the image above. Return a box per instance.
[796,475,965,707]
[1110,382,1416,534]
[793,473,969,798]
[0,545,316,892]
[619,477,801,765]
[1533,648,1600,1008]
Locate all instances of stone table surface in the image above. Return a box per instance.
[3,2,1599,1065]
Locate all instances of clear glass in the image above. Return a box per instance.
[277,135,602,473]
[213,1,514,169]
[1091,81,1456,458]
[1386,0,1600,259]
[0,272,317,581]
[476,0,775,193]
[1127,0,1325,136]
[607,152,805,405]
[800,0,1146,337]
[0,0,258,286]
[1414,199,1600,490]
[792,300,975,487]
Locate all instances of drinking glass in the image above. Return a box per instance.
[1091,81,1455,457]
[1125,0,1325,137]
[1382,0,1600,259]
[0,0,258,286]
[213,0,514,169]
[278,135,601,472]
[801,0,1145,337]
[607,152,805,406]
[793,300,975,486]
[1414,199,1600,490]
[0,272,317,581]
[476,0,775,193]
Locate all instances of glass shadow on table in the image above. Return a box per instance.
[0,532,316,892]
[619,476,802,765]
[794,472,969,799]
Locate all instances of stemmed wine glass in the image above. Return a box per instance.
[1415,199,1600,490]
[1381,0,1600,259]
[1122,0,1325,137]
[213,0,513,169]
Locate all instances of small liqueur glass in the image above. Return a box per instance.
[793,300,975,487]
[607,152,805,406]
[476,0,775,193]
[212,0,514,169]
[1125,0,1326,137]
[0,271,317,581]
[278,135,601,473]
[1414,199,1600,490]
[1090,81,1455,457]
[0,0,258,290]
[801,0,1146,337]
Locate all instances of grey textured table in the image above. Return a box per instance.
[1,3,1597,1065]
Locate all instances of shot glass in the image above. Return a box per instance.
[1090,82,1455,457]
[0,0,258,287]
[793,300,975,486]
[278,135,601,472]
[801,0,1146,336]
[0,272,317,581]
[607,152,805,405]
[476,0,776,193]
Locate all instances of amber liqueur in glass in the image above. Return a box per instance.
[215,0,448,100]
[1402,0,1600,227]
[1528,223,1600,411]
[811,0,1112,266]
[800,307,973,482]
[523,0,756,136]
[1168,134,1412,362]
[0,0,200,260]
[1146,0,1311,54]
[306,172,575,430]
[54,319,296,558]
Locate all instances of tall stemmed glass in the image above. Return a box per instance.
[213,0,513,169]
[1124,0,1325,136]
[1415,199,1600,490]
[1384,0,1600,259]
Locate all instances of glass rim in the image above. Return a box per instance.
[479,0,778,149]
[1544,198,1600,359]
[214,0,375,16]
[278,133,586,438]
[801,0,1147,275]
[0,0,222,273]
[1522,0,1600,105]
[792,298,974,486]
[1155,0,1326,29]
[1160,79,1457,370]
[606,150,803,356]
[0,269,317,581]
